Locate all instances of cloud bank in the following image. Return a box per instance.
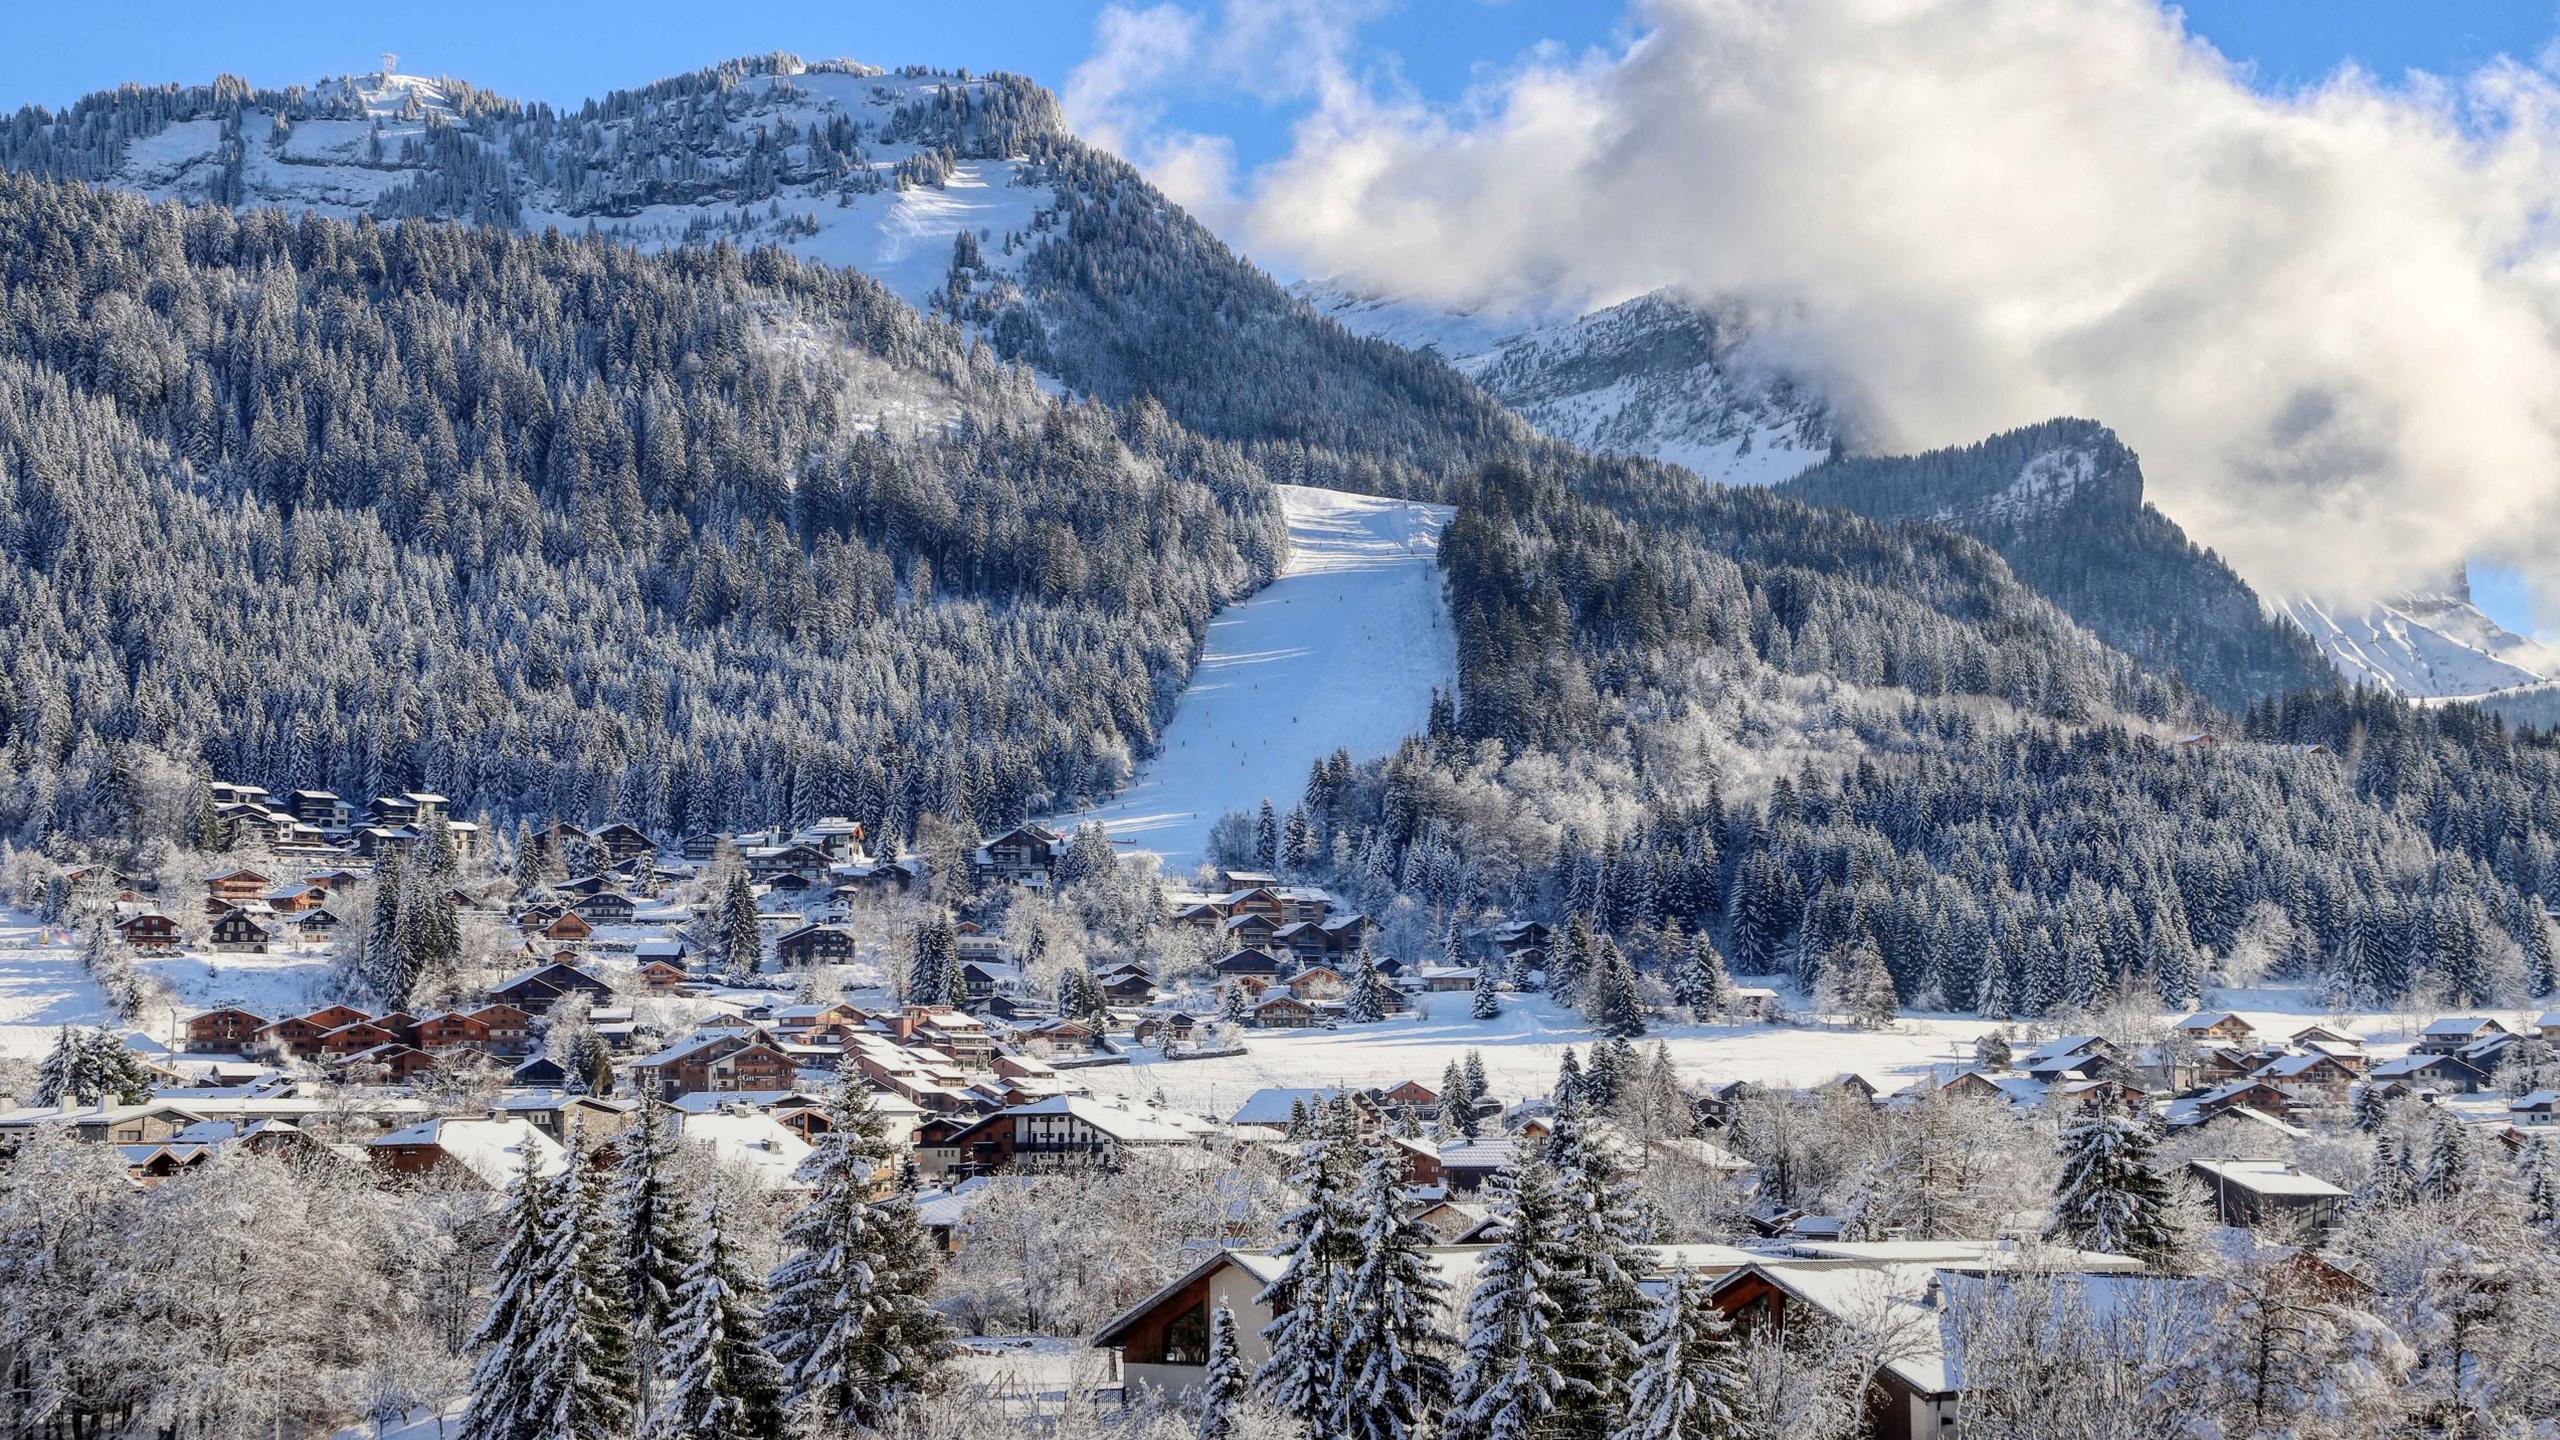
[1078,0,2560,613]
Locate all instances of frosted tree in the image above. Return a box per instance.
[1197,1303,1249,1440]
[613,1096,695,1419]
[1344,954,1389,1024]
[1607,1269,1747,1440]
[1842,940,1898,1029]
[525,1126,635,1439]
[909,913,960,1006]
[1545,1097,1654,1433]
[718,868,762,982]
[1255,799,1279,870]
[2420,1111,2473,1202]
[1585,936,1648,1039]
[1473,957,1503,1021]
[459,1144,556,1440]
[648,1196,787,1440]
[1673,932,1729,1020]
[2045,1098,2178,1265]
[765,1079,950,1430]
[1334,1147,1454,1440]
[1254,1111,1360,1428]
[33,1026,154,1106]
[1448,1158,1579,1440]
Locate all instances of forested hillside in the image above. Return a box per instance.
[0,173,1284,845]
[1280,460,2560,1013]
[0,55,1535,497]
[1778,419,2340,710]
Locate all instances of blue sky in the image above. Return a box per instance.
[5,0,2555,634]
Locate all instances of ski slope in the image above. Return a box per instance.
[1053,485,1454,877]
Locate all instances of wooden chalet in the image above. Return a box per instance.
[774,923,856,967]
[114,910,180,951]
[183,1006,267,1054]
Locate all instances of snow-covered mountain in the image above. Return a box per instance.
[2281,578,2560,699]
[1296,280,1836,487]
[22,59,1057,319]
[9,56,1531,481]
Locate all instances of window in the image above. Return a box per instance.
[1162,1304,1210,1366]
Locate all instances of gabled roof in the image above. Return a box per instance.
[991,1096,1197,1143]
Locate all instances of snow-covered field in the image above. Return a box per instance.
[1051,484,1454,875]
[1078,986,2514,1120]
[0,911,334,1058]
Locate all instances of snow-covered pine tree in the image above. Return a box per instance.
[1673,932,1728,1020]
[648,1195,787,1440]
[2421,1111,2473,1201]
[1334,1146,1454,1440]
[1844,940,1898,1029]
[1555,1049,1586,1107]
[2525,1139,2560,1235]
[1545,1097,1654,1434]
[2352,1084,2391,1134]
[1219,981,1251,1027]
[1551,913,1595,1005]
[1254,1109,1361,1429]
[1447,1157,1577,1440]
[719,868,762,983]
[1344,952,1388,1024]
[33,1026,154,1106]
[2045,1098,2178,1265]
[765,1079,950,1429]
[1197,1303,1249,1440]
[1605,1268,1747,1440]
[459,1144,555,1440]
[525,1126,635,1439]
[1586,936,1648,1038]
[613,1095,695,1419]
[1255,799,1279,870]
[1473,957,1503,1021]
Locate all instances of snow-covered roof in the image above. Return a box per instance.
[997,1096,1199,1144]
[2422,1016,2500,1036]
[675,1109,813,1189]
[1229,1087,1341,1125]
[2189,1160,2346,1199]
[371,1116,566,1187]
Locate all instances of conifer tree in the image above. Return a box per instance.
[1585,936,1647,1039]
[2351,1084,2392,1134]
[526,1126,636,1439]
[460,1144,557,1440]
[1255,1110,1360,1429]
[1545,1097,1654,1433]
[614,1096,694,1418]
[718,869,762,983]
[1448,1158,1579,1440]
[1345,952,1389,1024]
[765,1080,951,1430]
[33,1026,154,1106]
[648,1196,787,1440]
[2421,1111,2473,1202]
[1606,1269,1748,1440]
[1844,940,1898,1029]
[1673,933,1728,1020]
[1335,1146,1454,1440]
[2524,1139,2560,1235]
[1473,957,1503,1021]
[1197,1304,1249,1440]
[2045,1098,2178,1265]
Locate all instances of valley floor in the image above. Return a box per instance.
[1051,484,1454,876]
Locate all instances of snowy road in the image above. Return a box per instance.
[1053,484,1455,878]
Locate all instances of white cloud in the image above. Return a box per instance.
[1091,0,2560,614]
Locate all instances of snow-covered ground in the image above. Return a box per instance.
[1077,986,2521,1120]
[1051,484,1454,875]
[0,910,334,1058]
